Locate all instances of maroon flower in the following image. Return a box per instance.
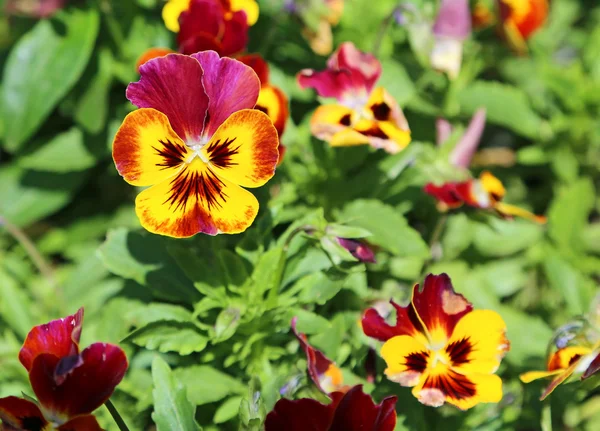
[0,309,128,430]
[177,0,249,56]
[265,385,397,431]
[337,238,376,263]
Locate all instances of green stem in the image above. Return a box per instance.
[105,399,131,431]
[372,7,398,57]
[0,216,56,288]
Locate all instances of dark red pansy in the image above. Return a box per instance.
[265,385,397,431]
[337,237,376,263]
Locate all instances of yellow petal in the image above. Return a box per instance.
[381,335,430,387]
[162,0,191,32]
[112,108,191,187]
[494,202,547,223]
[447,310,509,375]
[201,109,279,188]
[230,0,259,25]
[256,85,289,137]
[479,171,506,200]
[519,370,563,384]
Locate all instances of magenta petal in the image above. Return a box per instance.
[297,68,354,100]
[19,308,83,372]
[449,108,486,168]
[30,344,128,418]
[436,118,453,146]
[126,54,209,143]
[433,0,471,40]
[191,51,260,138]
[331,42,382,94]
[329,386,397,431]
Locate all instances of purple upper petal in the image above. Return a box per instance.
[191,51,260,138]
[436,118,453,146]
[450,108,486,168]
[126,54,209,143]
[433,0,471,40]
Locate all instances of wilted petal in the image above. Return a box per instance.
[19,308,83,372]
[449,109,486,168]
[582,352,600,380]
[191,51,260,138]
[127,54,209,143]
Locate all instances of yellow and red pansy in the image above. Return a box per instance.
[162,0,259,33]
[0,309,127,431]
[424,170,547,223]
[298,42,410,154]
[362,273,510,410]
[497,0,549,54]
[265,385,397,431]
[112,52,279,238]
[299,0,345,56]
[237,54,289,161]
[292,317,349,395]
[520,344,600,399]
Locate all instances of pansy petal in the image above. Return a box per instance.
[264,394,340,431]
[413,369,502,410]
[519,370,563,383]
[304,20,334,57]
[298,67,349,101]
[362,300,423,342]
[30,343,128,419]
[219,11,250,56]
[411,273,473,343]
[19,308,83,372]
[549,346,591,371]
[191,51,260,138]
[582,352,600,380]
[311,105,356,142]
[446,310,509,374]
[179,33,223,56]
[230,0,259,25]
[381,335,429,387]
[162,0,190,32]
[0,397,49,430]
[329,386,397,431]
[353,119,411,154]
[237,54,269,85]
[331,42,382,94]
[423,182,466,209]
[494,202,547,224]
[540,359,581,400]
[135,163,259,237]
[449,108,486,168]
[202,109,279,188]
[112,108,191,187]
[177,0,223,46]
[292,317,345,394]
[366,87,410,132]
[57,415,103,431]
[256,85,289,137]
[127,54,209,143]
[136,47,176,73]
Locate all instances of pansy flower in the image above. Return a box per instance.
[238,54,289,161]
[112,52,279,238]
[293,0,345,56]
[177,0,249,57]
[163,0,259,33]
[298,42,411,154]
[0,308,128,430]
[362,273,510,410]
[424,170,547,223]
[497,0,549,54]
[265,385,397,431]
[292,317,348,395]
[520,346,600,399]
[336,237,376,263]
[430,0,471,80]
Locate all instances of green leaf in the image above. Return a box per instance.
[297,272,343,305]
[123,321,208,355]
[214,396,243,424]
[543,251,593,316]
[174,365,246,406]
[0,165,86,227]
[459,81,545,139]
[1,9,99,151]
[289,309,330,334]
[97,228,200,303]
[325,224,372,239]
[127,304,193,327]
[337,200,430,258]
[472,218,544,257]
[152,357,200,431]
[18,128,97,172]
[0,268,34,338]
[249,246,285,306]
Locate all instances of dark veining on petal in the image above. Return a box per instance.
[340,114,352,126]
[206,137,241,169]
[422,369,476,400]
[359,125,389,139]
[446,338,472,366]
[19,416,45,431]
[154,139,187,169]
[404,351,429,373]
[164,168,228,212]
[255,105,269,115]
[371,102,391,121]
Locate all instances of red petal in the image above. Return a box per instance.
[237,53,270,85]
[264,393,343,431]
[30,343,128,418]
[329,386,397,431]
[57,414,103,431]
[19,308,84,372]
[361,300,422,342]
[0,397,49,430]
